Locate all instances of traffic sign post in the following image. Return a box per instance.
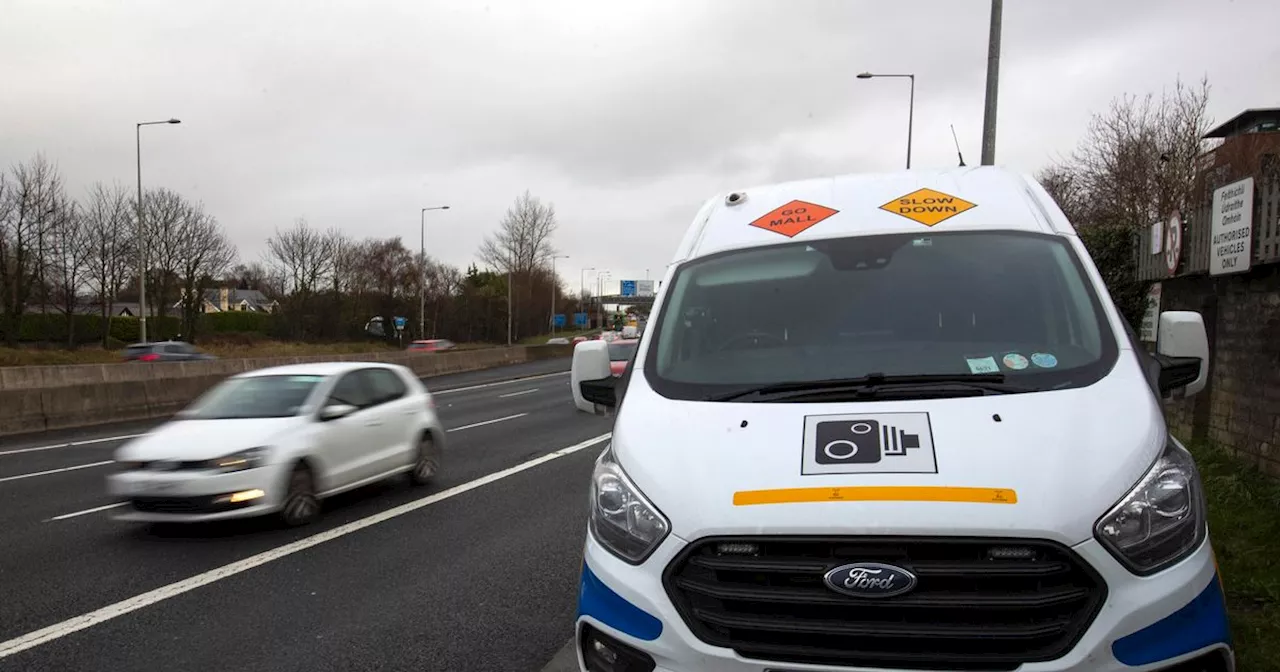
[574,312,588,327]
[554,314,566,328]
[620,280,637,297]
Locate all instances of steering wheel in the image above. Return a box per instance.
[716,331,786,351]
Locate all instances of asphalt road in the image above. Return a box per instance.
[0,358,607,672]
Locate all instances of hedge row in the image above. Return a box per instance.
[6,312,275,345]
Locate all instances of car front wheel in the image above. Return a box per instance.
[280,464,320,526]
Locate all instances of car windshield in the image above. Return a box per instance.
[608,342,638,362]
[182,375,326,419]
[645,231,1118,400]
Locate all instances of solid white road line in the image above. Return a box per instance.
[498,388,540,399]
[0,461,115,483]
[0,432,612,661]
[432,371,568,395]
[47,502,128,521]
[0,434,144,458]
[447,413,527,432]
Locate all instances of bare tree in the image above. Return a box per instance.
[265,218,335,296]
[477,191,558,340]
[140,188,188,323]
[48,194,92,346]
[0,154,63,346]
[83,182,134,346]
[174,203,237,340]
[478,191,558,274]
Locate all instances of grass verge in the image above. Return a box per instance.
[1191,441,1280,670]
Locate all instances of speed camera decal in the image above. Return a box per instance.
[802,412,937,475]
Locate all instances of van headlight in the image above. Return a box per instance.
[201,447,269,473]
[1095,438,1207,576]
[589,445,670,564]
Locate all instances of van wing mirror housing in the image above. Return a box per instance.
[572,341,614,414]
[1155,311,1209,397]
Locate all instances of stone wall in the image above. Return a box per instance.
[1159,264,1280,477]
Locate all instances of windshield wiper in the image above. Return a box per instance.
[704,372,1033,402]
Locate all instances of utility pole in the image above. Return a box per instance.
[418,206,449,339]
[135,118,181,342]
[580,267,595,326]
[506,265,513,347]
[549,255,568,335]
[980,0,1003,165]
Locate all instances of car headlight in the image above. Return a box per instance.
[589,445,670,564]
[1095,437,1207,575]
[202,447,269,473]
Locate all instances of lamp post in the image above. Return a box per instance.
[549,254,568,335]
[419,205,450,339]
[596,270,610,331]
[856,72,914,169]
[136,118,181,343]
[980,0,1003,165]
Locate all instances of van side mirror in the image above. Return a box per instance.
[572,341,615,414]
[1155,311,1208,397]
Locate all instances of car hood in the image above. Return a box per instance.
[612,353,1163,546]
[116,417,304,462]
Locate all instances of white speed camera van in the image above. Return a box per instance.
[568,168,1230,672]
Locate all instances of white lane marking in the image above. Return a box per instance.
[498,388,540,399]
[0,434,144,458]
[47,502,128,521]
[447,413,526,432]
[0,460,115,483]
[432,371,568,395]
[0,432,612,660]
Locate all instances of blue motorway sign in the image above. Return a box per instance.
[574,312,589,327]
[393,316,407,330]
[620,280,637,297]
[554,314,567,328]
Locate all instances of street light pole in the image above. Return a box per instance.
[135,118,180,343]
[980,0,1004,165]
[856,73,915,169]
[549,255,568,335]
[419,205,449,339]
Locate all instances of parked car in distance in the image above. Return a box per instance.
[572,335,589,344]
[545,337,571,345]
[122,341,215,362]
[107,361,445,526]
[407,339,455,353]
[607,339,638,377]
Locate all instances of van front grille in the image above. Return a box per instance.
[662,536,1106,670]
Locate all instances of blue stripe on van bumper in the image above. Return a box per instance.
[1111,573,1232,666]
[578,563,663,641]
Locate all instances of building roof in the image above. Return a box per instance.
[1203,108,1280,139]
[675,166,1067,262]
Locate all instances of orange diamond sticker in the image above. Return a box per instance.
[749,200,838,238]
[879,188,977,227]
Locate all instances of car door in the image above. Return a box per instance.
[315,370,383,489]
[363,367,419,473]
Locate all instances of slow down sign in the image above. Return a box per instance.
[879,188,977,227]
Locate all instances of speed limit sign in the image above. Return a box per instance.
[1165,210,1182,276]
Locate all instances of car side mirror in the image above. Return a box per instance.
[318,403,357,421]
[1155,311,1209,397]
[572,341,614,414]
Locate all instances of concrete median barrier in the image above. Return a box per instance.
[0,345,568,437]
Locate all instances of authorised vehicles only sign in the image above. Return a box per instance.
[1209,177,1254,276]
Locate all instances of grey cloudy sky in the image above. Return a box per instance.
[3,0,1278,293]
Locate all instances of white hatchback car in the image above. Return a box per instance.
[107,362,445,526]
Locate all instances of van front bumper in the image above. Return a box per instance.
[575,532,1233,672]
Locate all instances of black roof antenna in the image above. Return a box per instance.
[950,124,967,167]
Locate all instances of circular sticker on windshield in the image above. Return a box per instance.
[1002,353,1029,370]
[1031,352,1058,369]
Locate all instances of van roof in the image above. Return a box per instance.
[673,166,1073,262]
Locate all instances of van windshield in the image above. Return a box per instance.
[644,231,1119,400]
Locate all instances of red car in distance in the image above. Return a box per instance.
[407,339,456,353]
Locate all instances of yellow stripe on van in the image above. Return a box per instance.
[733,486,1018,506]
